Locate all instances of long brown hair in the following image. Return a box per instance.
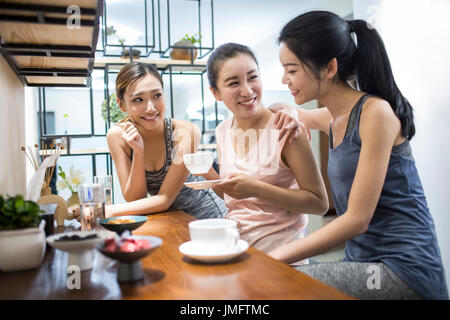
[115,62,164,123]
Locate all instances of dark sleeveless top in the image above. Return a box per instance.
[327,94,448,300]
[131,118,227,219]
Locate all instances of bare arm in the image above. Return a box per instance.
[268,99,400,263]
[257,129,328,214]
[106,121,201,217]
[296,108,332,134]
[269,102,332,135]
[107,124,147,202]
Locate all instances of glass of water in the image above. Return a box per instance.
[94,175,112,205]
[78,183,106,231]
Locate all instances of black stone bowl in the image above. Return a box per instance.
[99,215,147,235]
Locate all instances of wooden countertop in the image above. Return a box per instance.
[0,210,353,300]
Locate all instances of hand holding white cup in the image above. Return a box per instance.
[183,151,214,174]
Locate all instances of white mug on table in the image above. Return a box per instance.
[188,218,240,253]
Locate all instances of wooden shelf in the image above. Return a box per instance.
[0,0,102,87]
[94,57,207,72]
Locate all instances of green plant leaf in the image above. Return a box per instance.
[101,93,127,123]
[0,194,41,230]
[58,166,66,179]
[181,32,202,45]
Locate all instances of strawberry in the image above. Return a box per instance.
[120,241,137,253]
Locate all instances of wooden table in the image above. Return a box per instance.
[0,211,353,300]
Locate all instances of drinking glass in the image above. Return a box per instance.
[94,175,112,205]
[78,183,106,231]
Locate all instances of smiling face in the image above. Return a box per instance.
[210,53,263,119]
[119,73,165,131]
[279,42,322,106]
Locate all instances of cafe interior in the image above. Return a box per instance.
[0,0,449,301]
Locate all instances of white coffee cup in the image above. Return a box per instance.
[189,218,239,252]
[183,151,214,174]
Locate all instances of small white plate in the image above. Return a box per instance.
[179,239,249,263]
[184,179,225,190]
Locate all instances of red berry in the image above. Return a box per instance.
[120,241,137,252]
[136,239,151,250]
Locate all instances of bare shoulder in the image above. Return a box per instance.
[362,96,400,127]
[282,123,310,154]
[106,124,124,140]
[171,119,199,136]
[106,124,130,153]
[171,119,200,152]
[360,96,401,140]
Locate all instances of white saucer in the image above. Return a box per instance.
[179,239,249,263]
[184,179,225,190]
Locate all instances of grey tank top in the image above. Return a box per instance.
[132,118,227,219]
[328,94,448,300]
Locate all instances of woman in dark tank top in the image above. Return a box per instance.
[268,11,448,300]
[105,62,226,219]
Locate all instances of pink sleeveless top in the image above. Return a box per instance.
[215,114,308,255]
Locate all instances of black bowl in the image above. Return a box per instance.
[99,215,147,235]
[97,235,162,263]
[96,235,163,282]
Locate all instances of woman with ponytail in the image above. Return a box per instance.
[269,11,447,300]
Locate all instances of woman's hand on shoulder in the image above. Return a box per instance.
[273,110,311,143]
[269,101,331,138]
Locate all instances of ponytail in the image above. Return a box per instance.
[349,20,415,139]
[279,11,415,139]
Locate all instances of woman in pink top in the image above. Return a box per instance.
[200,43,329,258]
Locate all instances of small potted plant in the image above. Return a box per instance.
[0,194,46,272]
[170,32,202,61]
[107,25,141,59]
[101,92,128,124]
[119,38,141,59]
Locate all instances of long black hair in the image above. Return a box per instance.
[279,11,415,139]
